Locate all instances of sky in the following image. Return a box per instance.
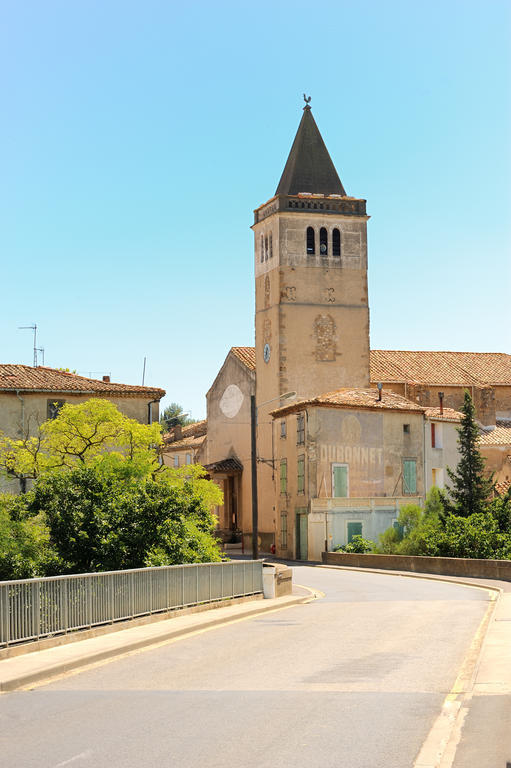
[1,0,510,420]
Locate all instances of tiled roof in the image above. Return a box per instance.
[0,364,165,398]
[204,457,243,474]
[495,480,511,497]
[271,388,425,417]
[424,407,463,423]
[164,419,207,444]
[370,350,511,386]
[478,422,511,446]
[231,347,256,371]
[162,434,206,451]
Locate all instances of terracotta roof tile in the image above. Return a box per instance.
[162,434,206,451]
[0,364,165,398]
[204,457,243,473]
[495,480,511,497]
[271,388,425,417]
[370,350,511,386]
[424,407,463,422]
[478,421,511,446]
[164,420,207,445]
[230,347,256,371]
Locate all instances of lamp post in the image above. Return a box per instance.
[251,391,297,560]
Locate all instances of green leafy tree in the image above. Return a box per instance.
[0,494,60,579]
[446,391,494,517]
[0,399,163,484]
[160,403,196,431]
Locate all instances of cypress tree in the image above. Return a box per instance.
[446,390,494,517]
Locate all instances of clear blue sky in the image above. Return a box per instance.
[1,0,510,420]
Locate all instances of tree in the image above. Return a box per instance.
[160,403,196,431]
[0,494,60,579]
[446,391,494,517]
[0,399,163,484]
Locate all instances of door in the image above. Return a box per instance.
[332,464,348,497]
[296,512,308,561]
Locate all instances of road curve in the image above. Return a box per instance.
[0,566,490,768]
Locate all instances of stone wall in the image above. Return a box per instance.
[322,551,511,581]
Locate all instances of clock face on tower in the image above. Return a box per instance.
[263,343,271,363]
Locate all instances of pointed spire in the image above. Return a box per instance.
[276,103,346,197]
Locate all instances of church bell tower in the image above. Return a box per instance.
[253,101,370,411]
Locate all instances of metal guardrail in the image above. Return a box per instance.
[0,561,263,647]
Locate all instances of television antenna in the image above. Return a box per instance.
[18,324,39,367]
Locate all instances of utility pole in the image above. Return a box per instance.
[250,395,259,560]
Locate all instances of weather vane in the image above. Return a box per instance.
[303,93,311,106]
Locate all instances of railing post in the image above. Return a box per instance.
[181,566,185,608]
[0,585,9,646]
[31,581,40,640]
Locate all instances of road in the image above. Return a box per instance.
[0,566,492,768]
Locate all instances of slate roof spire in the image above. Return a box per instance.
[276,102,346,196]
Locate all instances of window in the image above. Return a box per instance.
[186,453,192,465]
[320,227,328,256]
[431,422,443,448]
[347,521,363,543]
[403,424,410,434]
[306,226,315,255]
[332,228,341,257]
[280,419,287,439]
[332,464,348,497]
[280,459,287,494]
[174,456,179,467]
[296,413,305,445]
[264,235,268,261]
[47,399,65,420]
[297,455,305,494]
[280,512,288,548]
[269,232,273,258]
[403,459,417,495]
[432,468,444,488]
[260,235,264,263]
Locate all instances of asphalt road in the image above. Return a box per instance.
[0,566,490,768]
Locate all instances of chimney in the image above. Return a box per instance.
[438,392,444,415]
[377,382,383,402]
[103,375,110,383]
[174,424,182,441]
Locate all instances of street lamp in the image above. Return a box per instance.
[251,391,297,560]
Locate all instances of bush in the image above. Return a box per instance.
[0,494,60,579]
[335,535,375,554]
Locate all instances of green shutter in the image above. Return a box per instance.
[403,460,417,494]
[333,465,348,497]
[347,521,363,543]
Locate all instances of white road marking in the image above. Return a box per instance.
[54,751,92,767]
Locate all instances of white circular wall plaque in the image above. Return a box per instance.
[263,343,271,363]
[219,384,244,419]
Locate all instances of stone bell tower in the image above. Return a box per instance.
[252,101,370,413]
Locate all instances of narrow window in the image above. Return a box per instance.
[306,227,315,255]
[403,459,417,495]
[431,423,436,448]
[260,235,264,263]
[280,420,287,439]
[320,227,328,255]
[264,235,268,261]
[269,232,273,258]
[174,455,179,467]
[297,455,305,494]
[403,424,410,434]
[332,228,341,257]
[280,512,288,548]
[186,453,192,465]
[296,413,305,445]
[280,459,287,494]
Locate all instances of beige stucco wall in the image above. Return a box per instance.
[424,419,460,493]
[206,352,255,535]
[274,406,426,559]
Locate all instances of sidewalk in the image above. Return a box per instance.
[0,588,313,693]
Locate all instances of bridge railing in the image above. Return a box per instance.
[0,560,263,647]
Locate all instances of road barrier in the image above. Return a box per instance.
[0,561,263,647]
[322,551,511,580]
